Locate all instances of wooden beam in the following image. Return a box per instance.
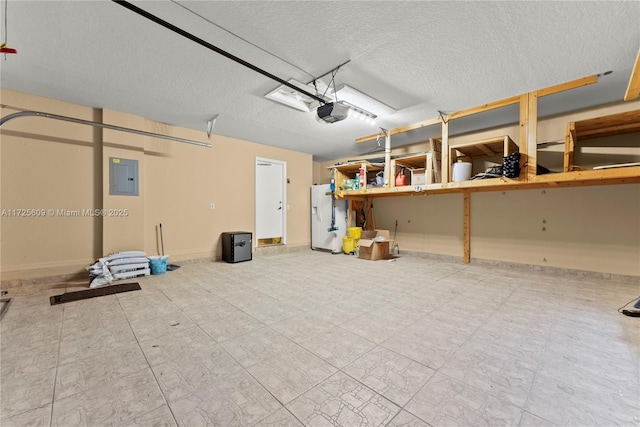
[355,116,441,144]
[448,96,520,120]
[475,144,496,157]
[355,75,599,146]
[573,109,640,139]
[446,75,598,122]
[502,135,511,156]
[518,93,539,180]
[334,167,640,199]
[577,122,640,139]
[426,152,434,184]
[519,94,530,181]
[624,49,640,101]
[536,74,598,98]
[463,191,471,264]
[564,122,576,172]
[430,138,442,183]
[441,120,450,184]
[527,92,538,180]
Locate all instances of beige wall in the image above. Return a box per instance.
[374,184,640,276]
[315,100,640,276]
[0,89,312,281]
[372,184,640,276]
[470,185,639,276]
[373,194,464,257]
[2,88,637,280]
[1,91,101,279]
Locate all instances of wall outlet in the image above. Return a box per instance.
[210,203,215,210]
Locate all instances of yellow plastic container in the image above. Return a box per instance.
[347,227,362,240]
[343,236,355,254]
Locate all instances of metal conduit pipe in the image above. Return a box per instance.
[0,110,212,148]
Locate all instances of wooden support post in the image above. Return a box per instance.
[463,191,471,263]
[441,120,450,184]
[383,129,391,188]
[390,158,397,188]
[527,92,538,180]
[564,121,576,172]
[519,93,538,181]
[519,94,529,180]
[430,138,442,183]
[625,49,640,101]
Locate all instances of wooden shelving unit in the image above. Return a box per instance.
[331,73,640,264]
[344,74,640,198]
[449,135,518,180]
[392,152,434,187]
[564,109,640,171]
[334,166,640,199]
[451,135,517,160]
[329,161,384,190]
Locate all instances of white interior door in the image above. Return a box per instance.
[256,157,286,244]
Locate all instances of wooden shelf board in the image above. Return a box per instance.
[624,49,640,101]
[573,109,640,140]
[394,152,429,169]
[355,117,441,144]
[451,135,517,159]
[329,161,384,174]
[335,167,640,198]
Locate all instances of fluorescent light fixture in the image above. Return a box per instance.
[335,84,396,117]
[340,100,377,125]
[266,79,393,127]
[265,78,331,112]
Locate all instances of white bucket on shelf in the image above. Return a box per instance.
[452,162,472,181]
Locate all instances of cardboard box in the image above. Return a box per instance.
[357,229,392,260]
[411,168,426,185]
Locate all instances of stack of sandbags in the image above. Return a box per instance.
[86,251,150,288]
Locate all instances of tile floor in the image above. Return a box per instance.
[1,251,639,426]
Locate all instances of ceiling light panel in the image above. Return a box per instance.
[265,78,330,112]
[335,84,396,117]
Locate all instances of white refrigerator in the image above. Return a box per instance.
[311,184,347,253]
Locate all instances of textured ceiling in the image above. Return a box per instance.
[1,1,639,161]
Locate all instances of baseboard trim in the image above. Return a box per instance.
[3,247,637,289]
[469,257,640,284]
[397,250,464,264]
[254,244,309,256]
[1,271,87,289]
[388,250,639,284]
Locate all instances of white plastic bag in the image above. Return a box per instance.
[87,258,114,288]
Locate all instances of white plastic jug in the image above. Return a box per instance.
[452,162,472,181]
